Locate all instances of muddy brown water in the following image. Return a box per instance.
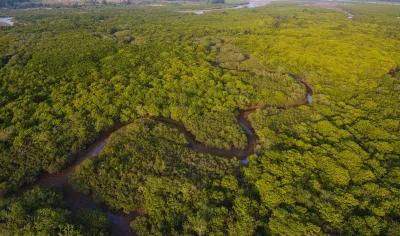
[1,72,313,236]
[388,65,400,77]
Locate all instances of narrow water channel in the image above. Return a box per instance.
[1,72,313,236]
[178,0,273,14]
[0,17,14,26]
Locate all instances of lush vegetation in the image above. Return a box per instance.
[0,187,109,235]
[1,3,399,235]
[72,119,249,235]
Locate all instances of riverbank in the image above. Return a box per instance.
[0,17,13,26]
[0,69,313,235]
[178,0,273,14]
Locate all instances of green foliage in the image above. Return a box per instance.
[0,3,399,235]
[72,120,256,235]
[0,187,109,235]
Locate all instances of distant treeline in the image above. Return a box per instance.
[0,0,228,8]
[0,0,32,8]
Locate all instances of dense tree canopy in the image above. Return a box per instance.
[0,187,109,235]
[0,3,399,235]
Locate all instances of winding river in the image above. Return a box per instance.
[0,17,14,26]
[1,71,313,235]
[178,0,273,14]
[388,65,400,78]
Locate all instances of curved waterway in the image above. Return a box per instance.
[0,17,14,26]
[178,0,273,14]
[388,65,400,78]
[2,72,313,236]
